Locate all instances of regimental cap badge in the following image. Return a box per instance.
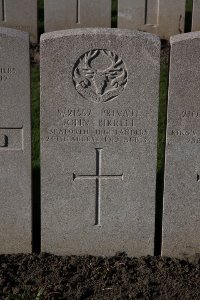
[73,49,128,103]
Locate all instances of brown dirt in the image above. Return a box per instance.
[0,253,199,299]
[30,43,40,65]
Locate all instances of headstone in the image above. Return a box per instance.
[44,0,111,32]
[41,28,160,256]
[0,28,31,253]
[162,32,200,261]
[192,0,200,32]
[118,0,186,39]
[0,0,37,43]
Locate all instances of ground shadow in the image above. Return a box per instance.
[38,0,44,37]
[32,166,41,253]
[154,170,164,255]
[185,0,193,33]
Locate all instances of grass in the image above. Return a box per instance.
[157,65,169,174]
[31,66,40,169]
[186,0,193,12]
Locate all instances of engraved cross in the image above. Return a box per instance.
[73,148,124,226]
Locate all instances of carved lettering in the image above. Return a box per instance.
[0,128,23,150]
[49,128,90,135]
[101,109,137,118]
[45,133,151,144]
[169,128,200,144]
[45,106,152,144]
[0,67,16,81]
[171,129,196,136]
[61,119,90,127]
[58,108,92,118]
[181,111,200,119]
[99,119,135,127]
[13,26,31,31]
[0,134,8,147]
[189,137,200,144]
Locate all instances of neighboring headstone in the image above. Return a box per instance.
[41,28,160,256]
[192,0,200,32]
[162,32,200,261]
[0,28,31,253]
[44,0,111,32]
[118,0,186,39]
[0,0,37,43]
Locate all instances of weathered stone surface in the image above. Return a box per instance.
[0,0,37,43]
[192,0,200,32]
[0,28,31,253]
[44,0,111,32]
[41,29,160,256]
[118,0,185,39]
[162,32,200,261]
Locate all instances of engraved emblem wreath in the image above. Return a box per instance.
[72,49,128,103]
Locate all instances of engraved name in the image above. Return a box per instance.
[99,119,135,127]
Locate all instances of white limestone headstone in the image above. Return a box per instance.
[0,0,37,43]
[40,28,160,257]
[162,32,200,261]
[0,28,31,253]
[192,0,200,32]
[44,0,111,32]
[118,0,186,40]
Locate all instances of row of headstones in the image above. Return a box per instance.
[0,27,199,261]
[1,0,200,43]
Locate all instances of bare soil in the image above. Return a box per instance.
[0,253,199,299]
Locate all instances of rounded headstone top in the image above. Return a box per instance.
[0,27,29,40]
[170,31,200,44]
[40,28,160,45]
